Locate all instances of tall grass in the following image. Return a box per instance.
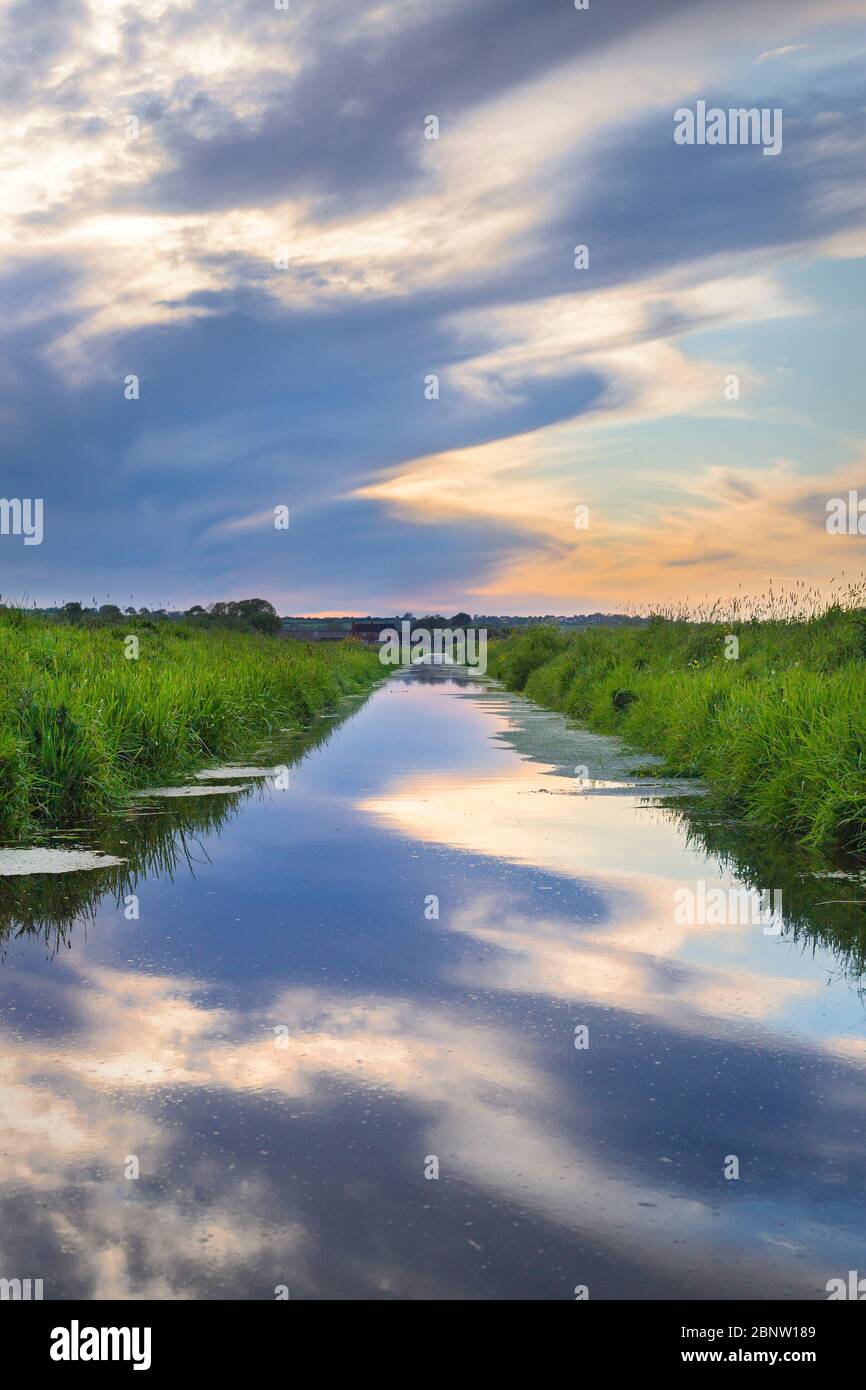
[0,611,382,835]
[488,600,866,856]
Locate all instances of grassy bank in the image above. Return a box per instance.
[488,607,866,856]
[0,611,382,836]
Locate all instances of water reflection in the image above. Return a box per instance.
[675,809,866,983]
[0,673,864,1299]
[0,706,354,958]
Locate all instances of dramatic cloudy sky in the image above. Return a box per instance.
[2,0,865,614]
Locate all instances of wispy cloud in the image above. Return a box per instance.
[2,0,865,609]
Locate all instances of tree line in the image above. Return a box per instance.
[55,598,282,636]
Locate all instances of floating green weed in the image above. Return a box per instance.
[488,605,866,855]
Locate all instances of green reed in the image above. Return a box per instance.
[488,591,866,856]
[0,611,382,835]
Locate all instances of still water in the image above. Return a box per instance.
[1,670,865,1300]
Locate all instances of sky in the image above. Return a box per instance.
[1,0,865,616]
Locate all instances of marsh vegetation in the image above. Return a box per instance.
[0,607,381,835]
[488,593,866,857]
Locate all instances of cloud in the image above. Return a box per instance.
[754,45,812,63]
[358,426,866,607]
[1,0,865,608]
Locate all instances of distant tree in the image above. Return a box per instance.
[124,606,136,616]
[185,605,206,618]
[204,598,281,635]
[98,604,123,621]
[450,612,472,627]
[138,607,150,616]
[62,601,84,621]
[234,598,281,635]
